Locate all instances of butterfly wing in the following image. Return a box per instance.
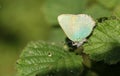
[58,14,95,42]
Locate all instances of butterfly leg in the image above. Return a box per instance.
[73,38,87,47]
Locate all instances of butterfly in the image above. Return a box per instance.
[58,14,95,47]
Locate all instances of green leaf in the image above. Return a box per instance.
[97,0,117,9]
[42,0,88,25]
[83,19,120,64]
[83,4,111,19]
[16,41,83,76]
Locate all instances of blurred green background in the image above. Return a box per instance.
[0,0,120,76]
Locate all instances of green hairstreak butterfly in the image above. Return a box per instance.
[58,14,95,47]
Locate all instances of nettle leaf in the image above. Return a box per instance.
[16,41,83,76]
[42,0,88,25]
[84,19,120,64]
[97,0,117,9]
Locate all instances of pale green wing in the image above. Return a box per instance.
[58,14,95,42]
